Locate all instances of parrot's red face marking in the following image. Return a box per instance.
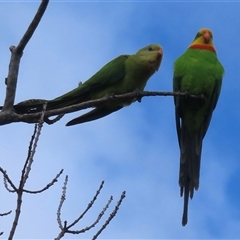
[189,28,215,52]
[189,44,216,52]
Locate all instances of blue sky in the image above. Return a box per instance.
[0,1,240,239]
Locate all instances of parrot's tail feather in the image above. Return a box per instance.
[66,106,123,126]
[181,182,190,226]
[179,126,203,225]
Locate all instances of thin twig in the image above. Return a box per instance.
[55,176,69,240]
[55,181,105,240]
[57,175,69,231]
[0,167,17,192]
[0,210,12,217]
[0,210,12,236]
[66,195,113,234]
[67,181,105,229]
[23,169,64,194]
[92,191,126,240]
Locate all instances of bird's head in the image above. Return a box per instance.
[189,28,216,52]
[136,44,163,71]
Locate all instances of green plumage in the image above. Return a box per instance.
[14,44,163,125]
[173,30,224,226]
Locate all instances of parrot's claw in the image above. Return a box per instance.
[199,94,206,102]
[133,88,142,102]
[107,93,116,100]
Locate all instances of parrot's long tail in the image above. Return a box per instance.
[181,178,190,226]
[179,127,203,226]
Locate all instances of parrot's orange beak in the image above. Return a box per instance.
[157,48,163,56]
[203,32,211,44]
[155,49,163,71]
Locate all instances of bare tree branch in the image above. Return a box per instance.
[0,90,205,126]
[0,210,12,217]
[8,110,44,239]
[0,104,62,239]
[7,104,60,240]
[17,0,49,54]
[0,0,49,114]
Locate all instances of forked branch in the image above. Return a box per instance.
[55,179,126,240]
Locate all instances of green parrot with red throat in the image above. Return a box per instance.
[173,28,224,226]
[9,44,163,126]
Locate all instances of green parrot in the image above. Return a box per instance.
[13,44,163,125]
[173,28,224,226]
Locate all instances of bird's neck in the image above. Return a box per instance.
[189,44,216,53]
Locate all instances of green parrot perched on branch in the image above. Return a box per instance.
[173,28,224,226]
[11,44,163,126]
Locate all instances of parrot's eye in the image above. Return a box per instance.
[148,47,153,51]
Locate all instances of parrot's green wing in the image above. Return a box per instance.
[49,55,129,107]
[173,68,222,146]
[173,76,182,147]
[200,79,222,138]
[14,55,129,114]
[55,55,128,125]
